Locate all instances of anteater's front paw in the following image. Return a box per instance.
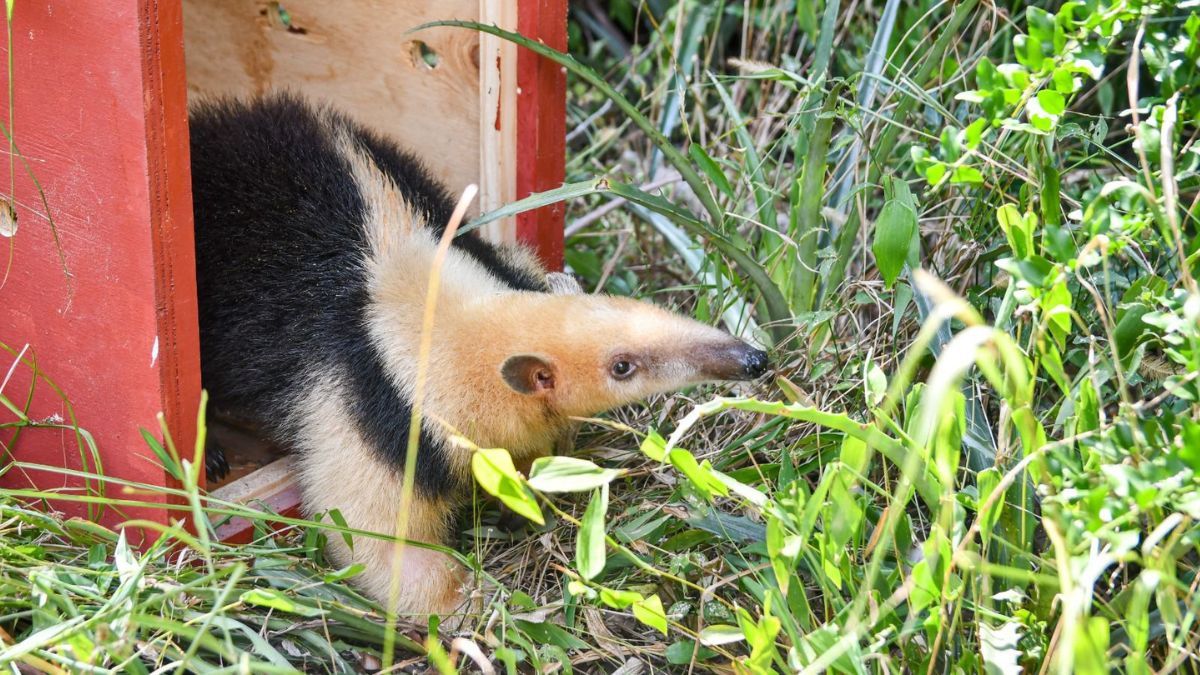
[204,435,230,483]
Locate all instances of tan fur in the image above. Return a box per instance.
[297,133,755,616]
[290,374,469,617]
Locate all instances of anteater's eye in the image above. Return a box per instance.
[610,359,636,380]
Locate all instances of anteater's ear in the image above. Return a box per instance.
[546,272,584,295]
[500,354,557,395]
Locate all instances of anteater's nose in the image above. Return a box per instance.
[741,348,770,379]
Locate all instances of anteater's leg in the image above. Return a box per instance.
[292,379,473,615]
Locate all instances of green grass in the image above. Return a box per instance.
[3,0,1200,672]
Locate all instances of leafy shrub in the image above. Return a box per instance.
[460,0,1200,671]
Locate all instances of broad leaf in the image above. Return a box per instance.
[576,486,608,580]
[528,456,622,493]
[633,594,668,635]
[471,448,544,525]
[871,176,918,288]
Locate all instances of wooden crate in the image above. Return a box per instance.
[0,0,565,540]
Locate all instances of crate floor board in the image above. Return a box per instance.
[206,417,299,543]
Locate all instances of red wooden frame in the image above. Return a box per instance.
[516,0,568,271]
[0,1,199,539]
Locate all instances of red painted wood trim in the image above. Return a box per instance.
[142,0,204,497]
[516,0,567,271]
[0,0,200,538]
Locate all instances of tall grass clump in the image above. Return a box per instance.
[1,0,1198,672]
[441,0,1200,672]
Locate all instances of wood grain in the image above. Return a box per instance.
[182,0,482,200]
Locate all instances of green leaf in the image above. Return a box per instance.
[598,587,641,609]
[737,608,781,664]
[1075,378,1100,436]
[964,118,988,149]
[795,0,817,37]
[1043,279,1072,348]
[792,84,843,314]
[1114,303,1151,364]
[1041,161,1063,227]
[1036,89,1066,116]
[698,624,744,646]
[326,508,355,552]
[632,594,668,635]
[665,640,718,664]
[567,579,597,600]
[668,448,728,500]
[976,57,999,90]
[322,563,365,584]
[950,164,984,184]
[826,469,863,552]
[840,435,870,476]
[940,126,963,161]
[686,509,765,543]
[240,589,324,617]
[472,448,544,525]
[513,620,589,650]
[527,456,623,493]
[711,469,768,507]
[141,428,182,481]
[576,487,608,580]
[688,143,734,199]
[909,559,938,613]
[640,430,668,461]
[461,179,605,236]
[864,358,888,408]
[1073,617,1111,675]
[996,204,1034,259]
[425,634,457,675]
[924,162,948,186]
[766,515,793,594]
[872,177,918,289]
[976,468,1004,544]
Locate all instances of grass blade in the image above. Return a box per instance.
[792,85,841,314]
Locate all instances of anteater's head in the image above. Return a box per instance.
[494,279,769,419]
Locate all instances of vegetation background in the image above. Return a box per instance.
[1,0,1198,673]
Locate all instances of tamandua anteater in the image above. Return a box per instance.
[189,94,769,617]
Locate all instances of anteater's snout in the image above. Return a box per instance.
[741,347,770,379]
[697,340,771,381]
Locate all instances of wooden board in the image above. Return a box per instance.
[181,0,483,205]
[0,0,200,536]
[516,0,567,268]
[210,456,303,544]
[478,0,518,243]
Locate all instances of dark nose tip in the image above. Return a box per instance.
[741,348,770,379]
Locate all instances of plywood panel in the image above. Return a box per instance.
[182,0,481,199]
[478,0,518,243]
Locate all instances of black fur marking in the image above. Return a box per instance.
[191,93,542,497]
